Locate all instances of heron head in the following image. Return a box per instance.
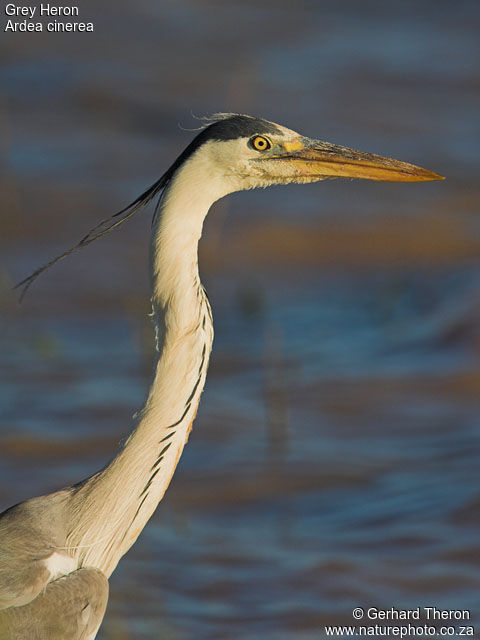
[191,114,443,194]
[14,113,443,300]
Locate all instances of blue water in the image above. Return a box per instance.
[1,1,480,638]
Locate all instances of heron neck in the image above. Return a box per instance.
[68,168,217,575]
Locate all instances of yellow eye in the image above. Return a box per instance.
[250,135,271,152]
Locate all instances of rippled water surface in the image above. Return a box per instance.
[1,1,480,638]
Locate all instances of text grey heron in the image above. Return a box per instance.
[0,114,443,639]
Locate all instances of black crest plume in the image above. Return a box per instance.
[14,175,168,301]
[14,114,279,300]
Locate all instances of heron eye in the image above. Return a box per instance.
[250,135,271,152]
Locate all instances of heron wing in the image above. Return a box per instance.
[0,567,108,640]
[0,491,72,609]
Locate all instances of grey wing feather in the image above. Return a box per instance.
[0,490,109,639]
[0,492,71,609]
[0,567,109,640]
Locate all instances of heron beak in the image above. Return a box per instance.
[274,138,444,182]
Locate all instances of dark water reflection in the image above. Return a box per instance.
[1,1,480,638]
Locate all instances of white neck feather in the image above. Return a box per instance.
[67,148,228,575]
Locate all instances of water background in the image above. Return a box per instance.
[1,1,480,638]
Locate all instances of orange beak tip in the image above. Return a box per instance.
[419,171,445,182]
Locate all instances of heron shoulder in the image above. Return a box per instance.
[0,489,73,608]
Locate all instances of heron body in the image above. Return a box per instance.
[0,114,442,639]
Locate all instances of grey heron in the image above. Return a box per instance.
[0,114,443,639]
